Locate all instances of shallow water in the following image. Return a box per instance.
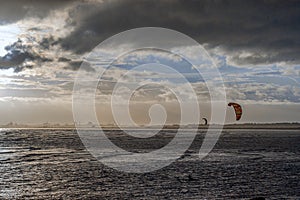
[0,129,299,199]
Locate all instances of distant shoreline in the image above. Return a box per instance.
[1,123,299,130]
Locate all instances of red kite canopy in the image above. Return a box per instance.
[228,102,242,121]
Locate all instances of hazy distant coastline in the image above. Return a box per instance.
[1,122,299,130]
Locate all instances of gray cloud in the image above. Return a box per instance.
[0,88,55,98]
[59,0,300,65]
[0,39,53,72]
[63,60,95,72]
[0,0,72,25]
[225,82,300,103]
[1,0,299,70]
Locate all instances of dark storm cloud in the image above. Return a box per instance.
[0,0,71,25]
[58,57,71,62]
[60,0,300,64]
[59,57,96,72]
[39,36,60,50]
[0,0,68,72]
[63,60,95,72]
[0,39,52,72]
[2,0,299,71]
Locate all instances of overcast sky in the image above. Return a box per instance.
[0,0,299,125]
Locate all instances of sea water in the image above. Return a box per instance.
[0,129,299,199]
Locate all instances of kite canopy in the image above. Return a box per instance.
[202,117,208,125]
[228,102,242,121]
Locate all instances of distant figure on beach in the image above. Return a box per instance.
[228,102,242,121]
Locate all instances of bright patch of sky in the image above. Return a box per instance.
[0,24,20,56]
